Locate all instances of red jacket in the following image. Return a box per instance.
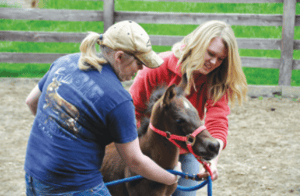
[130,51,230,149]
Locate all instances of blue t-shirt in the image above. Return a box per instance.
[24,53,138,191]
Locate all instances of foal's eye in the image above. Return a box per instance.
[176,119,185,124]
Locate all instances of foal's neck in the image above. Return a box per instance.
[139,127,180,169]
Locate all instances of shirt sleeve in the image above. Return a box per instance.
[38,57,64,91]
[38,71,49,92]
[106,100,138,144]
[205,93,230,149]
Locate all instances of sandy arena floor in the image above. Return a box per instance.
[0,78,299,196]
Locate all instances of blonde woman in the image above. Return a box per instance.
[24,21,180,195]
[130,20,248,196]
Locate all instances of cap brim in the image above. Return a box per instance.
[135,50,164,69]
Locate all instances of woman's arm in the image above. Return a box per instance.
[205,93,230,149]
[197,94,229,181]
[25,85,41,116]
[115,138,178,185]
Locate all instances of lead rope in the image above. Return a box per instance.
[104,123,214,195]
[186,143,214,179]
[105,169,212,195]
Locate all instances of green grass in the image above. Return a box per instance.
[0,41,80,53]
[41,0,103,10]
[0,19,103,32]
[0,3,19,8]
[292,70,300,86]
[242,67,279,85]
[115,2,283,14]
[0,63,50,78]
[0,1,300,86]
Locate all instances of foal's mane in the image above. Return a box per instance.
[137,85,184,137]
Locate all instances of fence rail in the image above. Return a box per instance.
[3,7,298,26]
[0,30,285,49]
[0,7,103,21]
[0,0,300,92]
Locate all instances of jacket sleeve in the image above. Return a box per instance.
[205,93,230,149]
[129,67,155,125]
[129,53,171,125]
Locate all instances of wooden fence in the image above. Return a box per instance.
[1,0,300,97]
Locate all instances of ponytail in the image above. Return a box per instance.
[78,32,107,72]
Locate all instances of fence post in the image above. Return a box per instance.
[103,0,115,32]
[279,0,296,86]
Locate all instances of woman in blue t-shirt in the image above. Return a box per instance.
[24,20,179,195]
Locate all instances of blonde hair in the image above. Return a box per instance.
[172,20,248,106]
[78,32,108,72]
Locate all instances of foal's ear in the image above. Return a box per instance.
[162,84,176,109]
[178,73,187,91]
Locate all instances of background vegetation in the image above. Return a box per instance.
[1,0,300,86]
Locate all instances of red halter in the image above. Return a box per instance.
[149,122,213,180]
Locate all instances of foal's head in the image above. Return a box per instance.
[141,84,220,161]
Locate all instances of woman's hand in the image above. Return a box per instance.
[197,158,219,181]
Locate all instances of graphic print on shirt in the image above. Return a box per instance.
[43,77,80,136]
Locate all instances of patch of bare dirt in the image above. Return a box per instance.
[0,78,299,196]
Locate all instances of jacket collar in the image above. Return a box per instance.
[166,53,182,77]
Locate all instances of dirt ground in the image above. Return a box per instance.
[0,78,299,196]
